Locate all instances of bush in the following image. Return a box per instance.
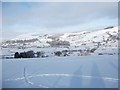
[36,51,45,57]
[54,51,62,56]
[63,53,69,56]
[90,48,97,53]
[98,53,103,55]
[108,53,113,55]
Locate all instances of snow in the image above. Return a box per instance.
[1,26,118,48]
[2,55,118,88]
[1,26,118,88]
[12,33,40,41]
[59,26,118,46]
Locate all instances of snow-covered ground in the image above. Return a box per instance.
[2,55,118,88]
[1,26,118,88]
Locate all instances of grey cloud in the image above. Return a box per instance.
[30,2,118,28]
[2,2,118,41]
[3,2,118,28]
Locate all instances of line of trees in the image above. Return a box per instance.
[47,40,70,47]
[14,48,97,58]
[14,51,35,58]
[14,51,47,58]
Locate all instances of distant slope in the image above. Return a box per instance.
[1,26,118,48]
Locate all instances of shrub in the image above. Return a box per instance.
[90,48,97,53]
[54,51,62,56]
[98,53,103,55]
[36,51,45,57]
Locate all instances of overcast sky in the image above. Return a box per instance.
[2,2,118,41]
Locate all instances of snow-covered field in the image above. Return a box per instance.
[1,26,118,88]
[2,55,118,88]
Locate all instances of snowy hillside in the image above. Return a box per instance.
[0,26,118,59]
[59,26,118,46]
[1,26,118,48]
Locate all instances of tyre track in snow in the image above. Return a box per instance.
[5,73,118,82]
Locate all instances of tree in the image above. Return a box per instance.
[36,51,45,57]
[20,52,27,58]
[26,51,35,58]
[54,51,62,56]
[97,42,101,48]
[14,52,20,58]
[90,48,97,53]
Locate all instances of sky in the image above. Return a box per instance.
[2,2,118,41]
